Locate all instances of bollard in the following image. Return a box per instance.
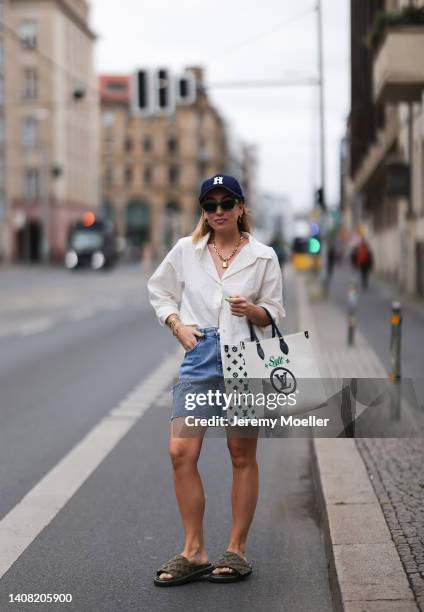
[390,301,402,382]
[347,280,358,346]
[389,301,402,419]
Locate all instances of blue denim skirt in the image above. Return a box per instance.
[171,327,227,421]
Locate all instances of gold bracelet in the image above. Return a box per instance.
[167,314,180,329]
[168,317,183,337]
[172,322,183,337]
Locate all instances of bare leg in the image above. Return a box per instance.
[211,434,259,575]
[159,418,209,580]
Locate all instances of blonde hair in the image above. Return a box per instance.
[191,203,252,244]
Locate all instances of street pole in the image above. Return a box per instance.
[389,301,402,419]
[316,0,329,293]
[317,0,326,205]
[34,109,51,263]
[41,143,50,263]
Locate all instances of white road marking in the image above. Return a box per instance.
[18,318,53,336]
[0,349,182,578]
[0,318,54,339]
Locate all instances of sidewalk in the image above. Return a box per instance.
[296,273,421,611]
[372,271,424,319]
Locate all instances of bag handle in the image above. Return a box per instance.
[248,307,289,360]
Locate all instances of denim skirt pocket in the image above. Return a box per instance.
[184,340,201,355]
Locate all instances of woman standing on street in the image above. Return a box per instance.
[147,174,285,586]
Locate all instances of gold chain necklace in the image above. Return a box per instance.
[211,233,244,268]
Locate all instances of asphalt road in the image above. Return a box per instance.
[0,264,334,612]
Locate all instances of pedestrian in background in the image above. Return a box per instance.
[351,237,373,290]
[147,174,285,586]
[327,242,337,282]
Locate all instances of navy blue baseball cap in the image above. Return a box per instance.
[199,174,245,202]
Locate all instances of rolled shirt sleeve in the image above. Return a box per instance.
[255,251,286,330]
[147,240,183,327]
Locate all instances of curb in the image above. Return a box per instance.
[311,438,418,611]
[294,274,419,611]
[311,438,343,612]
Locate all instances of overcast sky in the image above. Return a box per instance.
[90,0,350,213]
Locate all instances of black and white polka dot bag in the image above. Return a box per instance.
[222,341,263,421]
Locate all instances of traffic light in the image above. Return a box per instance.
[308,237,321,254]
[176,71,196,106]
[155,68,175,115]
[315,187,326,211]
[131,69,154,117]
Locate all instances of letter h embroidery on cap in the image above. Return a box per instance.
[213,176,224,185]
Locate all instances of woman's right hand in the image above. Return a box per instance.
[176,325,204,352]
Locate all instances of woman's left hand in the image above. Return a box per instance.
[227,296,271,326]
[227,295,253,318]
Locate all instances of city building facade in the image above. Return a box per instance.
[3,0,98,262]
[0,0,9,260]
[99,67,232,259]
[345,0,424,296]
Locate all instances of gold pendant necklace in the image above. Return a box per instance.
[211,233,243,268]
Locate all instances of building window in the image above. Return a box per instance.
[0,117,5,144]
[104,167,113,185]
[102,111,115,126]
[198,161,207,178]
[19,21,38,50]
[124,166,132,185]
[0,2,4,32]
[143,136,152,152]
[0,192,5,220]
[104,133,114,153]
[22,68,38,100]
[105,81,127,94]
[24,168,40,199]
[0,159,4,187]
[0,40,4,67]
[0,76,4,106]
[124,137,132,152]
[143,167,152,184]
[168,136,178,154]
[21,117,38,148]
[103,200,115,220]
[169,166,180,185]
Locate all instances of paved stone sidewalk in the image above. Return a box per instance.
[296,273,423,611]
[357,438,424,611]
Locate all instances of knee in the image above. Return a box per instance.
[169,442,198,471]
[227,442,254,469]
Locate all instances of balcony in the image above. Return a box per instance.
[373,27,424,103]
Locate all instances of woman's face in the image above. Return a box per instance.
[201,188,244,233]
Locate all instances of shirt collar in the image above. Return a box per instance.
[194,231,272,259]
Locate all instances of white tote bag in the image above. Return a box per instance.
[242,308,327,417]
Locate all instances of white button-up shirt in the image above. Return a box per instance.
[147,231,286,352]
